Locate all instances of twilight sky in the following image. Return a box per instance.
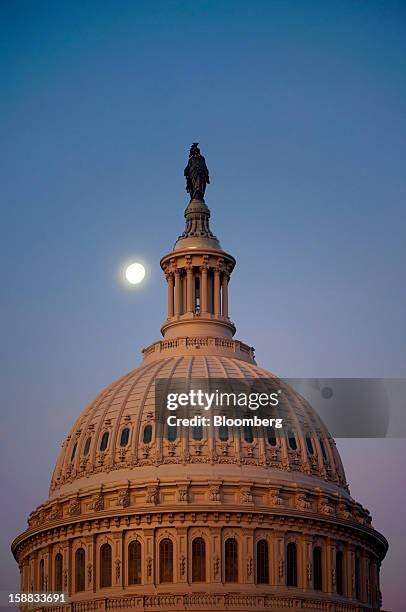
[1,1,405,609]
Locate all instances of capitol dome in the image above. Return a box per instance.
[12,147,387,611]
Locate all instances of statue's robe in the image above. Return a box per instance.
[184,155,210,200]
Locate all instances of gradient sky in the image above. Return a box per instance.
[1,1,405,609]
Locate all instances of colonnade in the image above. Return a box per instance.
[166,265,229,319]
[20,527,381,608]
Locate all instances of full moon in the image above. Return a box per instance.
[125,263,146,285]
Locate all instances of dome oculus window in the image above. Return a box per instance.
[218,422,229,441]
[192,423,203,441]
[305,433,314,455]
[318,436,328,461]
[83,437,91,456]
[167,424,177,441]
[100,431,109,452]
[120,427,130,447]
[70,442,77,462]
[243,424,254,443]
[143,424,152,444]
[267,426,277,446]
[287,430,297,450]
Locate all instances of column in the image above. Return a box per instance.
[243,528,254,585]
[200,266,208,313]
[273,532,285,586]
[326,538,334,594]
[346,545,355,600]
[214,268,221,316]
[177,527,188,584]
[113,534,122,587]
[302,537,313,592]
[210,527,222,584]
[360,552,368,603]
[174,270,181,316]
[222,272,229,318]
[186,267,193,313]
[144,529,155,587]
[167,274,174,318]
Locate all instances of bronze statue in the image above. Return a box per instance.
[184,143,210,201]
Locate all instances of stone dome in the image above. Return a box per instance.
[13,148,387,611]
[50,353,348,501]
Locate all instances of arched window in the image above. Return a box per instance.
[218,422,229,441]
[192,538,206,582]
[167,424,177,442]
[336,550,343,595]
[305,433,314,455]
[192,423,203,441]
[70,442,77,462]
[318,436,328,461]
[128,540,141,585]
[287,430,297,450]
[100,432,109,452]
[83,437,91,456]
[39,559,45,591]
[355,554,360,600]
[75,548,85,592]
[313,546,322,590]
[143,425,152,444]
[54,554,63,591]
[120,427,130,447]
[100,543,112,588]
[256,539,269,584]
[225,538,238,582]
[286,542,297,587]
[159,538,173,583]
[243,424,253,443]
[267,426,277,446]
